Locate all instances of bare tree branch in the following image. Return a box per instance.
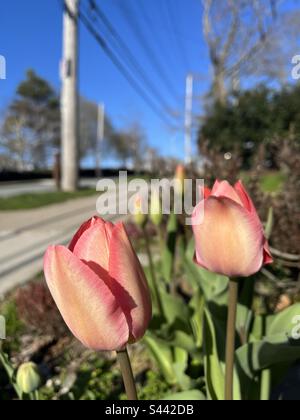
[202,0,287,103]
[220,0,240,62]
[202,0,220,65]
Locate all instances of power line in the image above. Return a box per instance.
[116,0,180,104]
[164,0,191,73]
[87,0,173,114]
[78,12,175,127]
[59,0,175,127]
[138,0,179,78]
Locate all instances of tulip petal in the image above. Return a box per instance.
[44,245,129,351]
[193,197,265,277]
[203,186,212,199]
[69,217,106,252]
[263,240,273,265]
[198,186,211,204]
[108,223,152,341]
[234,182,273,265]
[234,181,255,212]
[211,180,243,206]
[72,220,114,271]
[191,202,210,271]
[212,179,221,189]
[234,180,266,232]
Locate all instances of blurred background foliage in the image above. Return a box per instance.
[199,85,300,169]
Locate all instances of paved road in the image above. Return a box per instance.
[0,178,99,198]
[0,191,128,296]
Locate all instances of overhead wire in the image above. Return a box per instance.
[87,0,173,113]
[116,0,180,104]
[60,0,176,127]
[164,0,191,73]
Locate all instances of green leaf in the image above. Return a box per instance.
[185,240,214,296]
[203,308,226,400]
[182,256,205,292]
[264,207,274,240]
[143,333,177,385]
[240,304,300,376]
[203,308,242,400]
[174,346,188,369]
[159,286,191,329]
[184,257,229,305]
[189,290,205,348]
[236,304,253,345]
[0,350,14,379]
[236,332,300,379]
[162,390,206,400]
[250,314,265,342]
[169,330,198,354]
[185,238,229,304]
[186,236,196,261]
[173,347,191,390]
[267,303,300,336]
[143,332,194,390]
[162,213,178,283]
[0,349,22,399]
[260,369,271,401]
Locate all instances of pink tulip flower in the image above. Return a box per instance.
[192,180,273,277]
[44,217,152,351]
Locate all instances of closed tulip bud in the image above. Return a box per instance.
[192,180,273,278]
[16,362,41,394]
[174,164,186,196]
[150,192,163,226]
[44,217,152,351]
[133,196,147,228]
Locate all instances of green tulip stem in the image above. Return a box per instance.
[158,227,165,255]
[142,226,163,315]
[0,344,22,400]
[116,348,138,400]
[260,369,271,401]
[29,390,39,400]
[225,278,239,401]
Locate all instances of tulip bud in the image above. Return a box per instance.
[16,362,41,394]
[150,192,163,226]
[192,180,273,278]
[133,195,147,228]
[174,164,186,196]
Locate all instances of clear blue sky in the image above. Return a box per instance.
[0,0,298,166]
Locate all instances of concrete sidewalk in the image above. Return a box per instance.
[0,193,126,296]
[0,178,99,197]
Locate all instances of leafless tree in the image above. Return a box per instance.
[0,70,60,170]
[0,115,28,170]
[202,0,298,103]
[107,121,147,169]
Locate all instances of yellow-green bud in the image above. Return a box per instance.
[16,362,41,394]
[133,196,147,228]
[174,164,186,197]
[150,192,163,226]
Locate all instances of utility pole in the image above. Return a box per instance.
[61,0,79,192]
[184,73,193,166]
[95,103,105,178]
